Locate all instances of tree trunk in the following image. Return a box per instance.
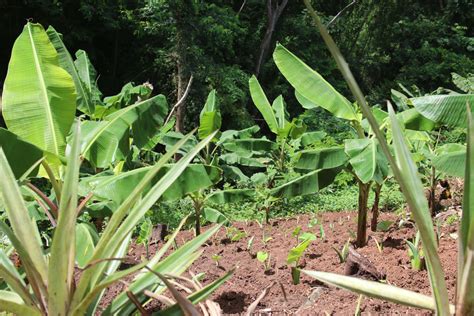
[254,0,288,77]
[356,182,371,247]
[370,183,382,232]
[171,1,190,134]
[194,201,202,236]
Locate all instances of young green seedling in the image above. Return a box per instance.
[291,225,302,243]
[137,218,153,259]
[332,239,350,263]
[211,254,222,267]
[287,234,315,284]
[257,251,271,272]
[373,236,384,254]
[247,236,255,252]
[226,226,247,242]
[308,217,319,228]
[406,231,425,271]
[319,224,326,240]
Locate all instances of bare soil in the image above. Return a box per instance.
[102,209,460,315]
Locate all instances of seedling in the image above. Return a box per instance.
[291,225,302,242]
[329,222,335,232]
[406,231,425,271]
[211,254,222,267]
[287,235,314,284]
[137,218,153,259]
[332,239,350,263]
[435,218,443,242]
[299,232,316,242]
[372,236,384,253]
[262,230,273,245]
[247,236,255,252]
[376,220,393,232]
[354,294,364,316]
[226,226,247,242]
[257,251,271,272]
[319,224,325,240]
[308,217,319,228]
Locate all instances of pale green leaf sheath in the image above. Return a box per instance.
[2,23,76,157]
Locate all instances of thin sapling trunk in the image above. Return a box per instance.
[370,183,382,232]
[356,181,371,247]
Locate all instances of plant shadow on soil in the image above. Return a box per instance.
[100,211,459,315]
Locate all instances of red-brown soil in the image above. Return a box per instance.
[104,210,459,315]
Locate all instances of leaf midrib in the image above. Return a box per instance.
[28,23,59,155]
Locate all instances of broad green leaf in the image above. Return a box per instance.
[75,223,98,268]
[154,269,234,316]
[361,108,388,132]
[3,22,76,157]
[198,90,221,139]
[72,131,204,306]
[206,189,255,204]
[48,122,81,315]
[273,44,358,121]
[203,207,229,225]
[249,75,278,133]
[46,26,95,114]
[300,131,327,147]
[80,164,221,205]
[221,165,249,182]
[287,239,311,265]
[0,151,48,282]
[0,291,41,315]
[0,128,43,178]
[391,89,409,110]
[433,149,466,178]
[301,270,453,312]
[219,153,265,168]
[295,147,348,171]
[75,49,102,112]
[102,82,152,111]
[270,168,341,199]
[452,73,474,94]
[81,94,168,167]
[397,108,436,131]
[91,132,218,301]
[388,104,450,313]
[345,138,388,184]
[278,118,307,140]
[411,94,474,128]
[222,138,276,154]
[160,131,198,154]
[272,95,288,129]
[218,125,260,143]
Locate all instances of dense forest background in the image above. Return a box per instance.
[1,0,473,134]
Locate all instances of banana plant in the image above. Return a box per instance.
[2,22,169,180]
[0,124,232,315]
[297,3,474,314]
[272,43,391,246]
[246,76,343,222]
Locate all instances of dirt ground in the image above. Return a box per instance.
[103,208,460,315]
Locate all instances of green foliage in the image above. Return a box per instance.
[406,231,425,271]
